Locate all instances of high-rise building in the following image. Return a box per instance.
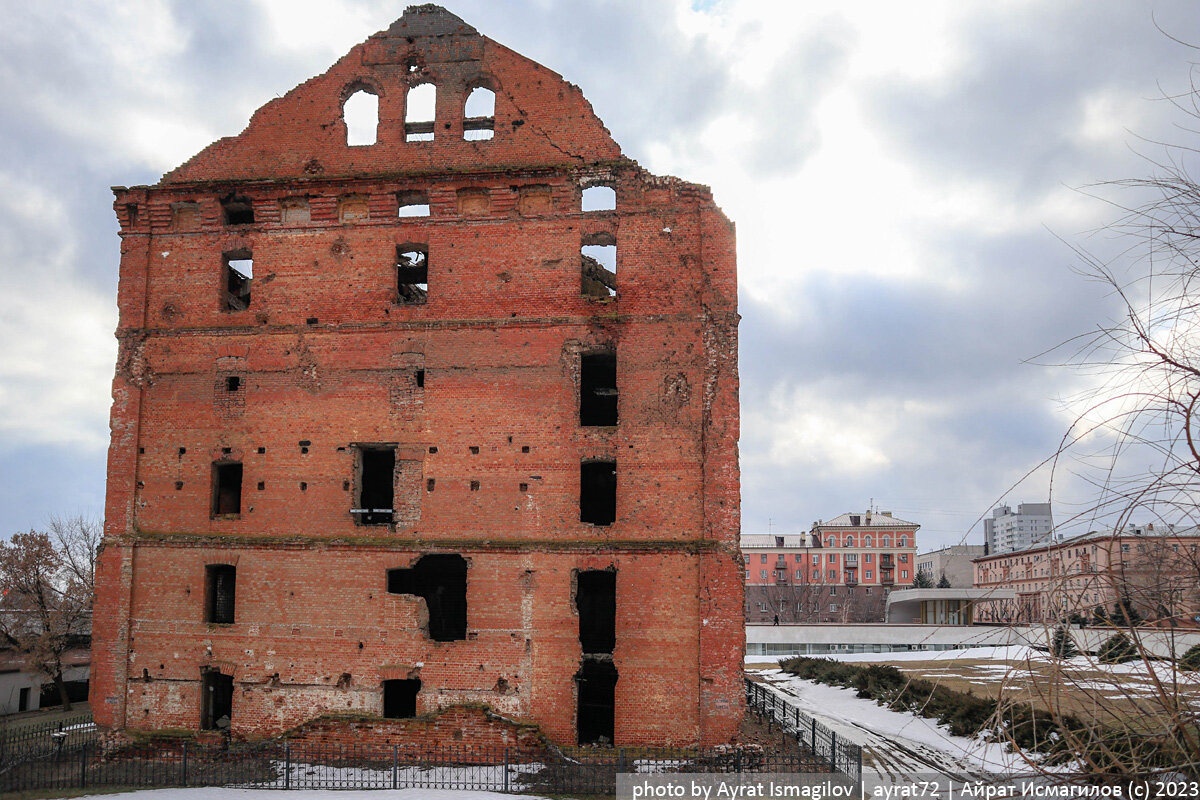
[983,502,1053,554]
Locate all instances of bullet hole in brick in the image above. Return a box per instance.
[580,350,617,426]
[463,87,495,141]
[355,445,395,525]
[429,446,438,454]
[415,369,425,388]
[212,461,242,516]
[257,447,266,454]
[257,482,265,491]
[507,436,513,443]
[225,376,241,392]
[383,678,420,718]
[343,88,378,146]
[300,482,307,491]
[397,190,430,217]
[336,672,352,688]
[580,234,616,299]
[427,478,435,492]
[470,480,480,491]
[205,564,236,624]
[580,460,616,526]
[576,570,616,654]
[405,83,436,142]
[358,641,364,649]
[469,446,479,455]
[396,245,428,304]
[179,447,187,455]
[576,659,617,746]
[160,664,165,670]
[299,440,311,447]
[511,119,524,130]
[387,554,467,641]
[201,670,234,730]
[142,668,150,682]
[343,480,350,491]
[522,446,530,453]
[222,447,232,455]
[175,481,184,490]
[581,185,616,212]
[221,193,255,226]
[139,447,145,454]
[519,483,529,493]
[306,317,318,326]
[222,249,253,311]
[301,447,309,454]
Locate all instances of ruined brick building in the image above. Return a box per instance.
[92,6,742,748]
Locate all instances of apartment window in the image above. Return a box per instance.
[864,553,873,563]
[580,350,618,426]
[813,553,821,564]
[844,537,854,547]
[900,554,908,563]
[396,245,429,304]
[760,570,767,580]
[794,554,802,562]
[812,570,819,580]
[865,571,873,580]
[828,554,837,564]
[383,679,420,718]
[901,570,909,579]
[580,461,616,526]
[204,564,236,624]
[355,445,395,525]
[211,461,243,516]
[794,570,802,579]
[827,570,836,580]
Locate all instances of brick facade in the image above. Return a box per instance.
[92,6,742,748]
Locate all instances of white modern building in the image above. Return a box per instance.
[983,502,1053,554]
[915,544,986,586]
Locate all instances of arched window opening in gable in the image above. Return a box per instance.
[463,87,495,141]
[343,89,378,146]
[405,83,436,142]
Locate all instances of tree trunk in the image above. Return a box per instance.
[53,672,71,712]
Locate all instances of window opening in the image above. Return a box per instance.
[576,660,617,745]
[580,350,618,426]
[383,678,420,718]
[387,554,468,642]
[405,83,436,142]
[580,233,616,299]
[225,376,241,392]
[582,185,616,212]
[415,369,425,388]
[201,670,234,730]
[205,564,236,624]
[222,250,252,311]
[580,461,616,526]
[577,570,615,654]
[398,190,430,217]
[463,87,495,140]
[396,245,429,304]
[212,462,243,516]
[344,89,378,146]
[220,194,254,225]
[355,445,395,525]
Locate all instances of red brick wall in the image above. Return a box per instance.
[93,5,742,749]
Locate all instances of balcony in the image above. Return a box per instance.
[844,572,858,587]
[880,555,895,569]
[774,571,789,585]
[881,570,895,586]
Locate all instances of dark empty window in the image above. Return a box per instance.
[580,461,616,526]
[222,249,252,311]
[397,246,428,304]
[225,376,241,392]
[221,194,254,225]
[356,445,395,525]
[383,678,420,718]
[212,462,242,516]
[576,660,617,745]
[387,554,467,642]
[580,351,617,426]
[205,564,236,624]
[201,670,234,730]
[577,570,615,654]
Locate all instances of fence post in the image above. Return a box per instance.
[857,745,863,798]
[79,741,87,789]
[392,743,398,790]
[830,731,837,772]
[284,742,291,790]
[810,718,816,751]
[735,746,741,774]
[182,741,188,787]
[504,747,510,793]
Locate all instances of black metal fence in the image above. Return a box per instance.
[0,712,97,768]
[1,737,830,795]
[744,678,862,789]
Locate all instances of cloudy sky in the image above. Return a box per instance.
[2,0,1199,549]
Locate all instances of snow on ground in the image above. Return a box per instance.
[72,791,548,800]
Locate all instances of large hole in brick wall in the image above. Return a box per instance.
[405,83,436,142]
[387,555,467,642]
[580,461,616,526]
[576,659,617,745]
[580,350,617,427]
[398,190,430,217]
[344,89,379,146]
[580,233,616,299]
[222,250,253,311]
[463,87,495,141]
[201,670,234,730]
[576,570,615,654]
[205,564,236,624]
[221,194,255,225]
[356,445,395,525]
[212,461,243,516]
[382,678,421,718]
[396,245,428,304]
[581,185,616,212]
